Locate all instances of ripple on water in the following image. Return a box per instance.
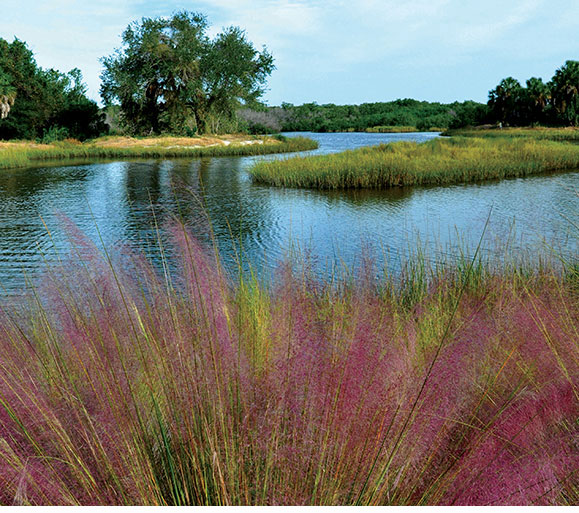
[0,132,577,294]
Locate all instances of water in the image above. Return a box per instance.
[0,131,577,293]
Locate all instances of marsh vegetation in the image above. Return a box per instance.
[250,135,579,189]
[0,223,576,505]
[0,135,318,171]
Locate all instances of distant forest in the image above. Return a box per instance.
[238,99,488,133]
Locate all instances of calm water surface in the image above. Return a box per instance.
[0,131,577,293]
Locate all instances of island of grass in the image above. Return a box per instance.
[0,134,318,171]
[249,133,579,189]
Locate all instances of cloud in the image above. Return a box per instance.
[0,0,577,105]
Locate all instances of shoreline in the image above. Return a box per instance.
[0,134,319,171]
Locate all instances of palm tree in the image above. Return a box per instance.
[488,77,524,125]
[550,60,579,126]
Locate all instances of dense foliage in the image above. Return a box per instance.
[239,99,489,133]
[0,38,106,141]
[100,11,274,135]
[488,60,579,126]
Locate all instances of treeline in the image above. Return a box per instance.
[487,60,579,126]
[0,38,106,141]
[241,60,579,134]
[239,99,488,133]
[1,16,577,141]
[0,11,273,140]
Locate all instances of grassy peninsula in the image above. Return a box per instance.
[0,134,318,171]
[250,135,579,189]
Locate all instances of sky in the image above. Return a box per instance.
[1,0,578,106]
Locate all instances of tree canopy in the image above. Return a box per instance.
[100,11,275,135]
[551,60,579,126]
[487,60,579,127]
[238,99,489,133]
[0,38,106,140]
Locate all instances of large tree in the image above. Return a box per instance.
[550,60,579,126]
[100,11,275,135]
[522,77,551,125]
[488,77,525,126]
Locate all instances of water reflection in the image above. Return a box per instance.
[0,131,577,294]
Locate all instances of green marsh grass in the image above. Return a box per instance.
[364,126,442,133]
[250,136,579,189]
[443,127,579,142]
[0,218,576,505]
[0,135,318,171]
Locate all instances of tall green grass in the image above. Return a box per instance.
[443,127,579,142]
[249,136,579,189]
[0,222,576,505]
[364,125,443,133]
[0,136,318,171]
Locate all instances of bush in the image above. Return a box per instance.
[39,125,69,144]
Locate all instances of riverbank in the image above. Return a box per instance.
[0,134,319,170]
[0,227,576,505]
[250,136,579,189]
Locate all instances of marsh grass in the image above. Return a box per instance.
[249,136,579,189]
[364,126,442,133]
[443,127,579,142]
[0,218,576,505]
[0,135,318,171]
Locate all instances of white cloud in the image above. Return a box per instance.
[0,0,576,105]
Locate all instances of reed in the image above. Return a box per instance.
[0,223,576,505]
[249,136,579,189]
[443,127,579,142]
[364,126,442,133]
[0,135,318,171]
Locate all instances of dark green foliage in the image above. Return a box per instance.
[523,77,551,125]
[447,101,490,129]
[487,60,579,127]
[239,99,489,133]
[488,77,525,126]
[0,38,106,140]
[550,60,579,126]
[100,11,274,135]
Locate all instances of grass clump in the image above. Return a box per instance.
[0,224,576,505]
[249,136,579,189]
[0,135,318,171]
[443,126,579,142]
[364,125,442,133]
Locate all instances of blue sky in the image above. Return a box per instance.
[1,0,577,106]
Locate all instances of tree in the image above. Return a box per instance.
[0,38,49,138]
[550,60,579,126]
[100,11,274,135]
[488,77,524,126]
[0,37,105,140]
[522,77,550,125]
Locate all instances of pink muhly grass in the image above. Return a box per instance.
[0,223,576,505]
